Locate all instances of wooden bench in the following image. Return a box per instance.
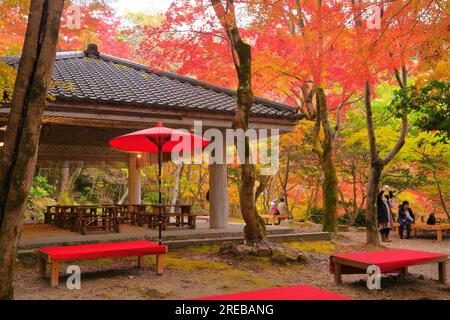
[393,222,450,241]
[330,249,447,285]
[260,213,289,226]
[35,240,168,286]
[412,223,450,241]
[196,215,210,222]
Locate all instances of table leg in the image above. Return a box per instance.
[156,254,164,275]
[45,207,51,224]
[438,261,447,284]
[138,256,144,268]
[51,262,59,287]
[437,229,443,241]
[189,216,196,229]
[39,258,47,278]
[400,266,408,276]
[114,219,120,233]
[334,262,342,284]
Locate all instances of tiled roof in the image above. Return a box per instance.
[0,46,301,120]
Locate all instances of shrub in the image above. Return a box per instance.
[27,176,56,222]
[337,210,366,227]
[337,214,349,225]
[353,210,366,227]
[306,207,324,224]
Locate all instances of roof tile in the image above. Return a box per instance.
[1,50,302,120]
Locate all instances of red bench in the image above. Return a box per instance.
[194,285,351,300]
[330,249,448,284]
[35,240,168,286]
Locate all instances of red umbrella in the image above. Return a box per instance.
[109,121,209,244]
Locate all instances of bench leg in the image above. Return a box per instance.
[438,262,447,284]
[400,267,408,276]
[39,258,47,278]
[138,256,144,268]
[50,262,59,287]
[437,229,443,242]
[334,262,342,284]
[156,254,164,275]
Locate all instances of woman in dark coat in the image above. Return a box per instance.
[377,186,395,242]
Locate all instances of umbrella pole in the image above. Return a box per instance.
[158,147,162,245]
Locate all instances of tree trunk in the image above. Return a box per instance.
[313,178,320,209]
[320,150,338,232]
[118,187,128,205]
[351,165,358,221]
[314,88,338,232]
[433,170,449,221]
[278,146,292,217]
[0,0,64,299]
[211,0,266,243]
[170,163,183,213]
[365,163,383,244]
[338,188,350,217]
[66,161,83,191]
[364,69,408,244]
[364,81,382,245]
[56,161,70,201]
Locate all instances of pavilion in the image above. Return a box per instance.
[0,44,301,230]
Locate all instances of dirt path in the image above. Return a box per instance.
[13,229,450,300]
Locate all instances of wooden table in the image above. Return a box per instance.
[148,204,195,230]
[127,204,153,226]
[46,205,124,235]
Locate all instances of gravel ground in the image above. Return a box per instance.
[12,227,450,300]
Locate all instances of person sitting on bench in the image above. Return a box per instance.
[277,197,290,219]
[398,200,415,239]
[270,199,280,215]
[427,212,436,225]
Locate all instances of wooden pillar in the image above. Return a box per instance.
[209,163,228,229]
[128,154,141,205]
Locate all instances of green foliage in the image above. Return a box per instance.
[338,211,366,227]
[282,241,336,254]
[337,214,348,225]
[306,207,323,224]
[28,176,54,203]
[143,191,161,204]
[0,61,16,103]
[389,80,450,143]
[27,176,56,222]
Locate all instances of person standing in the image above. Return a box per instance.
[398,201,415,239]
[377,186,395,242]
